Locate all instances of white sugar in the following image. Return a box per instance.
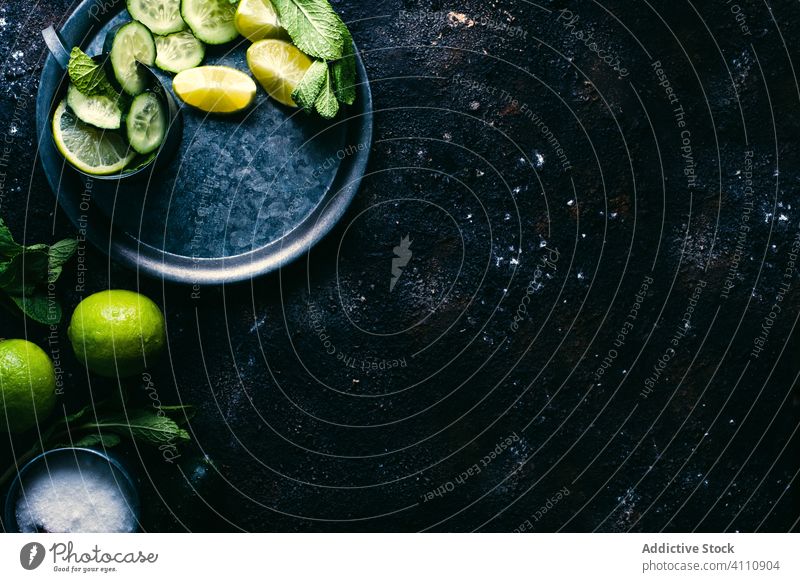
[15,459,136,533]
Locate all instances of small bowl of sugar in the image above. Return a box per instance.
[4,447,140,533]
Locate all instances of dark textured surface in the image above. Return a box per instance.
[1,0,799,532]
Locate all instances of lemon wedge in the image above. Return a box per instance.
[172,66,257,113]
[235,0,285,42]
[247,39,313,107]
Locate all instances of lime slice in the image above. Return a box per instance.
[247,39,313,107]
[235,0,285,42]
[172,65,256,113]
[52,100,135,176]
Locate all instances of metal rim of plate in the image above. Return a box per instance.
[35,0,372,286]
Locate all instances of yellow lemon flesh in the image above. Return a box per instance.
[172,66,257,114]
[235,0,285,42]
[247,39,313,108]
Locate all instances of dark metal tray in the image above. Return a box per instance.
[35,0,372,285]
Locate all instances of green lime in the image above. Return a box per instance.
[68,290,166,378]
[0,340,57,433]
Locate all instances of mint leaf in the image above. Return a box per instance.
[86,409,191,446]
[159,405,196,423]
[68,48,117,98]
[292,59,329,109]
[10,294,60,325]
[0,216,76,324]
[314,66,339,119]
[0,251,47,294]
[48,239,78,269]
[332,35,356,105]
[271,0,347,60]
[47,239,77,284]
[0,218,23,257]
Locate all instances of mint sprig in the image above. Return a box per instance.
[0,217,77,324]
[0,402,194,488]
[273,0,358,118]
[82,409,191,446]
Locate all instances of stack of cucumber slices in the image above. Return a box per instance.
[55,38,168,176]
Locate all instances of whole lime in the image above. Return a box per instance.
[0,339,57,433]
[68,290,166,378]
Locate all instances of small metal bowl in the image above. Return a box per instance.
[4,447,140,533]
[42,26,182,181]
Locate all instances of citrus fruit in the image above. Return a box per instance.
[172,65,257,113]
[247,39,313,107]
[52,100,135,175]
[68,290,166,378]
[0,340,57,433]
[235,0,285,42]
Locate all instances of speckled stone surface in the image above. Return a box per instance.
[1,0,799,532]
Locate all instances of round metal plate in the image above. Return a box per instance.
[36,1,372,285]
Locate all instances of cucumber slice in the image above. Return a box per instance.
[126,93,167,155]
[127,0,186,35]
[110,21,156,95]
[66,84,123,130]
[154,30,205,73]
[181,0,239,45]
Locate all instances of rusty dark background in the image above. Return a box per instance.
[1,0,799,532]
